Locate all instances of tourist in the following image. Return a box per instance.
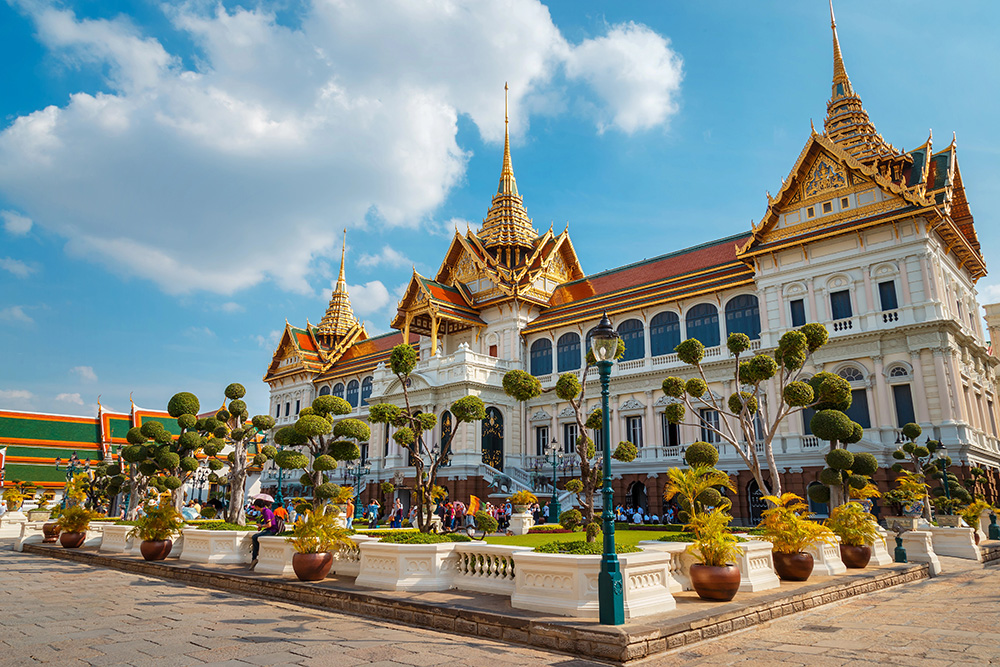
[367,499,380,528]
[391,499,404,528]
[542,502,550,523]
[249,499,280,568]
[344,497,354,529]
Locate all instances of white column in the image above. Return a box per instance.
[644,391,655,449]
[911,350,930,424]
[933,348,954,422]
[871,356,892,427]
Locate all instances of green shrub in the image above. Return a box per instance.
[825,448,855,471]
[378,532,471,544]
[199,506,217,519]
[474,511,498,534]
[535,540,641,554]
[559,509,583,531]
[684,441,719,467]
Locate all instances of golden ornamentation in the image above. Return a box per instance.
[804,158,847,198]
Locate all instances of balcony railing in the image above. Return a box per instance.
[881,310,899,324]
[832,317,854,332]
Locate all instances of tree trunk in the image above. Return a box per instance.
[126,466,143,520]
[227,439,248,525]
[912,456,933,521]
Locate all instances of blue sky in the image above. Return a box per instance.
[2,0,998,419]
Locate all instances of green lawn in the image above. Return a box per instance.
[484,529,683,549]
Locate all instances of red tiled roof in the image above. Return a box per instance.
[314,332,419,381]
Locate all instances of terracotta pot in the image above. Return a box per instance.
[689,563,741,601]
[772,550,814,581]
[974,531,981,545]
[59,531,86,549]
[140,539,173,561]
[42,522,61,543]
[839,544,871,569]
[291,552,333,581]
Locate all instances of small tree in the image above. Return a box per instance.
[661,324,857,505]
[501,338,634,540]
[888,422,935,520]
[367,343,485,533]
[272,394,371,512]
[80,461,126,511]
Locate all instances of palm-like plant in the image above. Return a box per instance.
[824,501,881,547]
[758,493,835,554]
[128,502,185,542]
[663,465,735,521]
[287,508,352,554]
[685,507,743,566]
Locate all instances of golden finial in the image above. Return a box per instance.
[338,229,347,285]
[830,0,849,90]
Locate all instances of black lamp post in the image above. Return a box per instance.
[591,311,624,625]
[936,443,952,515]
[341,460,372,519]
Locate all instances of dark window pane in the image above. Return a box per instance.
[360,377,373,406]
[830,290,852,320]
[802,406,816,435]
[845,389,871,428]
[650,311,681,356]
[892,384,916,427]
[333,383,345,399]
[878,281,898,311]
[725,294,761,340]
[346,380,359,408]
[617,319,645,361]
[530,339,552,376]
[686,304,720,348]
[556,333,581,372]
[790,299,806,327]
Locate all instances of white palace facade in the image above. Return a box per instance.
[262,12,1000,523]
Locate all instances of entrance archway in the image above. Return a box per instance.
[627,481,648,515]
[482,407,504,471]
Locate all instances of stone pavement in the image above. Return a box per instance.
[3,540,999,666]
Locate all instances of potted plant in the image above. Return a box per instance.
[883,471,928,531]
[508,490,538,513]
[27,496,52,522]
[2,485,25,513]
[825,501,881,568]
[42,507,62,543]
[128,502,185,561]
[56,505,94,548]
[685,507,743,601]
[286,508,352,581]
[757,493,835,581]
[959,500,991,545]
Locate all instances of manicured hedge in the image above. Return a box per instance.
[535,540,641,555]
[378,532,471,544]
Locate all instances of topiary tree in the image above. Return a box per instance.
[367,343,485,533]
[662,323,857,505]
[888,423,935,521]
[501,338,627,540]
[271,393,369,513]
[80,461,126,511]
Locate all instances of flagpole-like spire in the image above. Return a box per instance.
[337,228,347,286]
[830,0,850,93]
[497,82,518,197]
[317,228,358,339]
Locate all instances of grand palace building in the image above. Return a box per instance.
[266,13,995,522]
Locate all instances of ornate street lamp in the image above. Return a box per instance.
[542,440,563,522]
[591,311,624,625]
[55,452,84,509]
[341,460,372,519]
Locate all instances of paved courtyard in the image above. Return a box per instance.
[2,541,998,666]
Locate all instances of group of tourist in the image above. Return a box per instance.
[613,503,678,525]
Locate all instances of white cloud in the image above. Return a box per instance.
[253,329,281,349]
[1,210,33,236]
[70,365,98,382]
[0,1,682,296]
[219,301,244,313]
[0,258,37,278]
[55,392,84,405]
[0,305,34,325]
[0,389,33,401]
[357,245,413,270]
[184,326,216,338]
[347,280,392,318]
[565,22,684,134]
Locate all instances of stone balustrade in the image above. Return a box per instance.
[178,528,254,564]
[452,543,527,596]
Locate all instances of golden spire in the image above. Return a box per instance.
[316,228,359,339]
[822,0,896,165]
[479,82,536,251]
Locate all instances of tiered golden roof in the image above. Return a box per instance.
[316,230,359,338]
[478,83,537,250]
[823,0,898,166]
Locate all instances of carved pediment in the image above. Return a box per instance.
[619,398,645,412]
[530,409,551,422]
[558,407,576,419]
[654,395,680,407]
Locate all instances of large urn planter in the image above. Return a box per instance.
[292,552,334,581]
[689,564,740,602]
[140,540,173,561]
[60,531,86,549]
[839,544,872,569]
[42,522,61,543]
[772,551,813,581]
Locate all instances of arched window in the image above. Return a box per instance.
[888,366,910,379]
[585,327,597,354]
[650,311,681,357]
[318,386,331,396]
[725,294,761,340]
[482,407,504,470]
[556,332,581,372]
[617,319,645,361]
[346,380,359,408]
[530,339,553,376]
[360,377,373,406]
[838,366,865,382]
[686,304,720,348]
[332,383,345,399]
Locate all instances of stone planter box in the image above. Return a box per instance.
[178,528,254,564]
[331,535,378,578]
[884,516,921,532]
[508,511,534,536]
[355,541,459,591]
[26,510,51,522]
[927,526,981,561]
[15,521,46,551]
[510,549,676,619]
[254,536,297,577]
[977,508,993,543]
[99,524,135,554]
[804,536,846,576]
[900,530,942,575]
[734,540,781,592]
[937,515,964,528]
[82,525,104,549]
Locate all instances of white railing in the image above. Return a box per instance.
[652,352,679,367]
[754,441,766,455]
[749,339,762,351]
[802,436,820,449]
[453,543,526,595]
[832,317,855,332]
[662,446,681,458]
[704,345,722,358]
[881,310,899,324]
[617,358,645,372]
